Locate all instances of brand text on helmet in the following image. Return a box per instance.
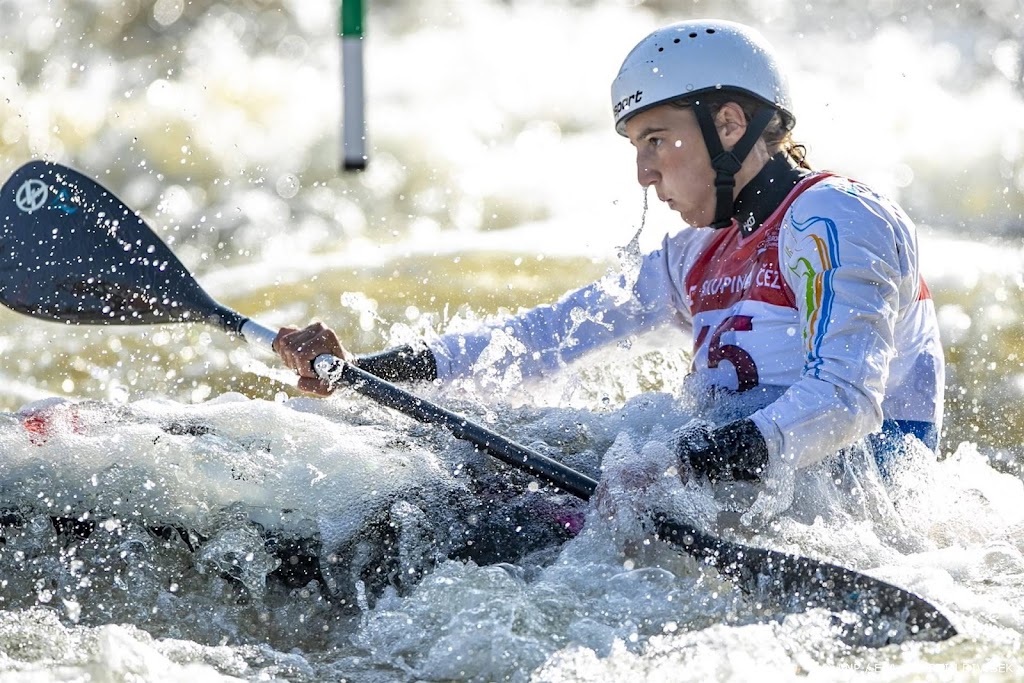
[613,90,643,117]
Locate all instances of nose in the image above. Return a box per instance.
[636,150,659,188]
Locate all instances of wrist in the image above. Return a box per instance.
[354,345,438,383]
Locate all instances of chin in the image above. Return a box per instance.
[679,209,713,228]
[678,210,701,227]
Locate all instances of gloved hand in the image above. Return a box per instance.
[672,418,769,482]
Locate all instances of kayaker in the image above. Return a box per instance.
[275,19,944,493]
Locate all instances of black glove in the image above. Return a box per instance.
[673,418,769,482]
[354,345,438,383]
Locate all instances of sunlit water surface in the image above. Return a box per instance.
[1,1,1023,681]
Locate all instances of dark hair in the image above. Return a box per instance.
[673,92,811,170]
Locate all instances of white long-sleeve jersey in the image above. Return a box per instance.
[428,174,944,469]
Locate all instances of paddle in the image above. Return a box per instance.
[0,159,957,644]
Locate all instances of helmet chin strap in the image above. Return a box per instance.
[692,102,776,229]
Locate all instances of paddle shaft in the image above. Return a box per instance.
[241,320,738,557]
[240,320,599,499]
[243,321,733,566]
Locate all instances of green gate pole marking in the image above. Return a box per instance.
[341,0,366,171]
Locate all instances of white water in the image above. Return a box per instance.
[1,1,1024,681]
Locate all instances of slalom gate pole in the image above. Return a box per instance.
[341,0,367,171]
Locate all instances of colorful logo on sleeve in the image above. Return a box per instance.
[786,215,840,376]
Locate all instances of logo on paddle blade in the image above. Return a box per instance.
[15,179,48,214]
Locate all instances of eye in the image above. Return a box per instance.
[647,136,663,149]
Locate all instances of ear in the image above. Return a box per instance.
[715,102,748,147]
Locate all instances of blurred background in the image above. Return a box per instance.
[0,0,1022,461]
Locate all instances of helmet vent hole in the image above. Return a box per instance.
[658,47,664,52]
[706,28,716,34]
[688,32,697,38]
[673,37,681,43]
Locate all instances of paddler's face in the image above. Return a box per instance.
[625,103,720,228]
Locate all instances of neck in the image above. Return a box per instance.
[732,154,810,237]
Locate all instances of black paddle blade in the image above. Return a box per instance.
[657,519,957,644]
[0,160,242,332]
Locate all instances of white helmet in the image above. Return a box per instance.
[611,20,796,228]
[611,19,794,136]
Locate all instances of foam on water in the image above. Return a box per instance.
[3,395,449,538]
[1,378,1024,679]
